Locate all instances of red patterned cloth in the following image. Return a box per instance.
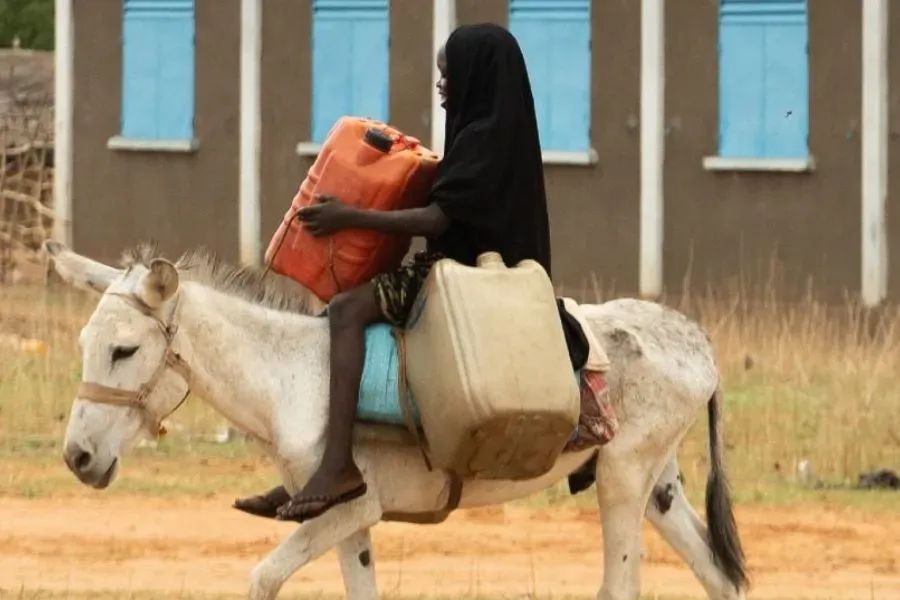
[563,370,618,452]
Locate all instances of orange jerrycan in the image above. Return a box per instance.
[265,117,440,302]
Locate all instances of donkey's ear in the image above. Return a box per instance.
[136,258,179,309]
[42,240,122,295]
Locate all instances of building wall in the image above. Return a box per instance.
[72,0,241,264]
[456,0,869,302]
[259,0,313,249]
[71,1,886,304]
[665,0,863,302]
[455,0,642,299]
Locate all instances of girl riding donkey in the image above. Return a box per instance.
[234,23,617,524]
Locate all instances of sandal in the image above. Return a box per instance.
[275,482,368,523]
[232,485,291,520]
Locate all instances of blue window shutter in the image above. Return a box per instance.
[311,0,390,143]
[719,16,765,157]
[509,0,591,152]
[122,0,195,140]
[762,20,808,157]
[718,0,808,158]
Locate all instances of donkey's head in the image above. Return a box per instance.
[44,241,189,489]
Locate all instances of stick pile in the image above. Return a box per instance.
[0,50,54,285]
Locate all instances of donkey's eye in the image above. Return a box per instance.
[111,345,139,363]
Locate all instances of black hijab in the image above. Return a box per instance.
[426,23,552,277]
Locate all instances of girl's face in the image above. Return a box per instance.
[436,44,448,108]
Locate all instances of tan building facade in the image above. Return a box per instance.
[54,0,896,305]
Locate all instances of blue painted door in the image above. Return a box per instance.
[509,0,591,152]
[311,0,390,143]
[121,0,195,140]
[718,0,808,158]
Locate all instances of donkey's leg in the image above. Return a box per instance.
[336,528,378,600]
[249,494,381,600]
[593,451,658,600]
[645,457,746,600]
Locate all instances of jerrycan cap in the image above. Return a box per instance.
[363,128,394,153]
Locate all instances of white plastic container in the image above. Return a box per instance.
[403,251,580,480]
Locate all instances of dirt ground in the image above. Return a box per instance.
[0,495,897,599]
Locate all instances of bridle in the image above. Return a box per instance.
[76,290,193,438]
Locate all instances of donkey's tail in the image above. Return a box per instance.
[705,387,749,593]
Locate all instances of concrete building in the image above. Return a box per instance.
[53,0,893,304]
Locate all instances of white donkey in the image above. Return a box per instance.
[44,240,748,600]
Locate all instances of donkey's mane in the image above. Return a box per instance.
[121,241,325,316]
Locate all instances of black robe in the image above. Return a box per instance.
[425,23,589,371]
[425,23,551,276]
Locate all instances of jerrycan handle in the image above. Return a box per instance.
[477,252,505,270]
[363,127,394,153]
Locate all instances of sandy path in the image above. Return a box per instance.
[1,495,898,598]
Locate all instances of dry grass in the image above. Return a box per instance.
[671,282,900,492]
[1,270,899,506]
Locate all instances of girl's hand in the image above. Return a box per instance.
[296,195,358,236]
